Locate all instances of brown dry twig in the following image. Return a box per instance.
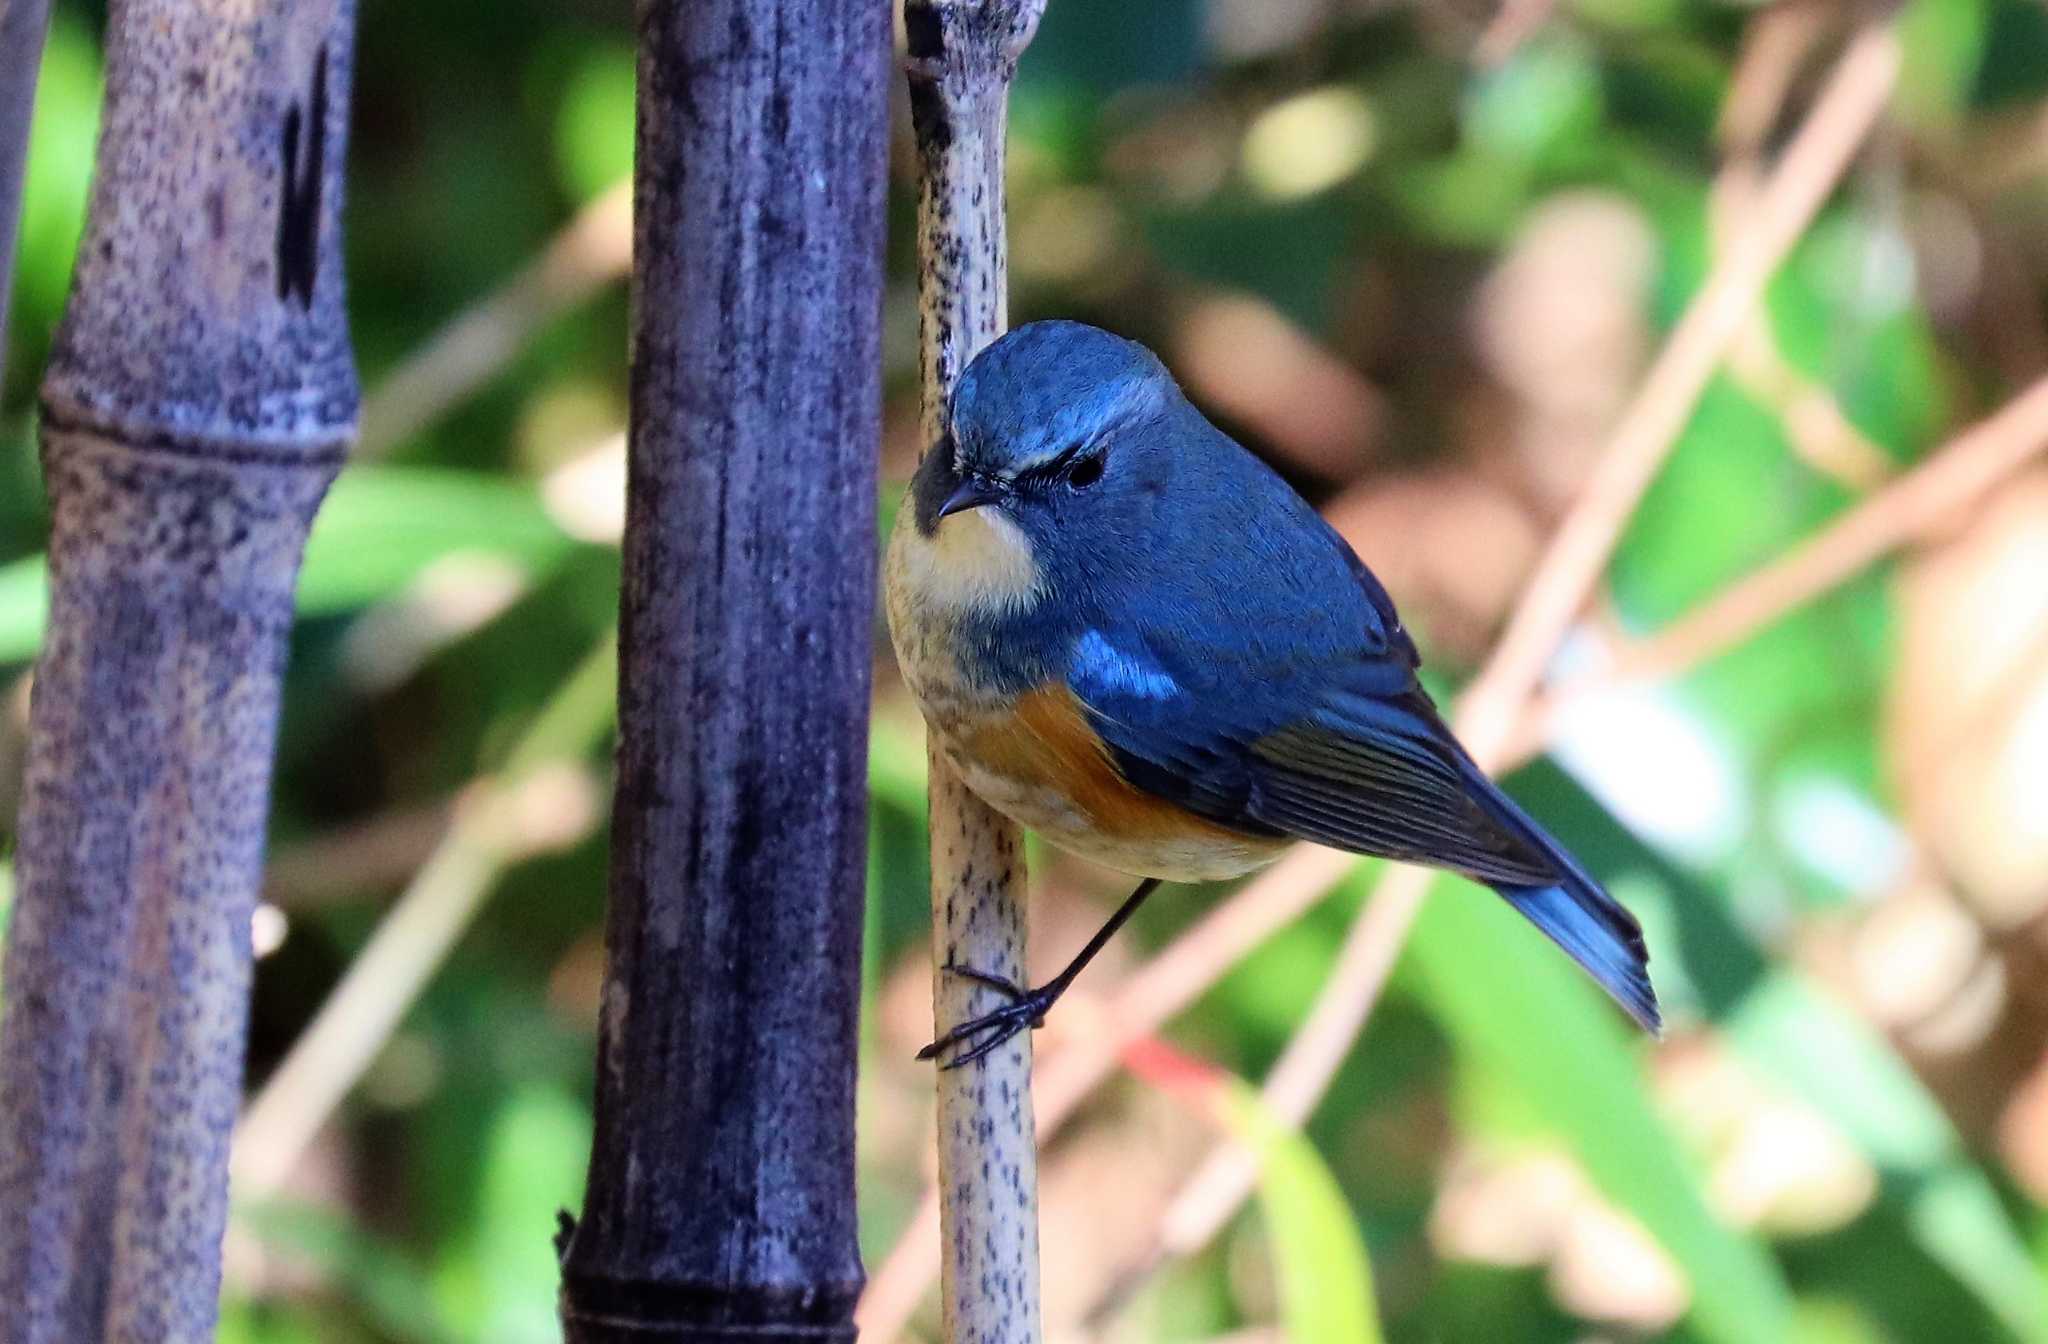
[261,797,455,911]
[231,637,616,1202]
[356,180,630,458]
[1517,374,2048,758]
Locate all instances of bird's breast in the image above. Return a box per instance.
[884,499,1282,882]
[883,501,1043,724]
[942,683,1285,883]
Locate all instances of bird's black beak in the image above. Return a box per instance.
[937,474,1003,518]
[911,434,1004,535]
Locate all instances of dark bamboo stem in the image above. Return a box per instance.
[0,1,358,1340]
[556,0,888,1339]
[0,0,52,382]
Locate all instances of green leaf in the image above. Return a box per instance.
[215,1302,324,1344]
[1514,768,2047,1338]
[299,466,576,616]
[1214,1077,1384,1344]
[1384,149,1534,250]
[471,1087,591,1344]
[10,14,102,355]
[1141,197,1355,332]
[1133,1046,1383,1344]
[234,1200,461,1344]
[0,468,576,665]
[1898,0,1991,126]
[500,632,617,776]
[1022,0,1201,92]
[1613,377,1828,625]
[1408,877,1798,1344]
[1464,35,1603,168]
[1769,213,1949,459]
[1974,0,2048,107]
[1730,975,2048,1343]
[0,554,47,664]
[866,713,930,817]
[552,42,635,203]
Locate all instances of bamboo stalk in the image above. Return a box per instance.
[554,0,888,1338]
[890,3,1048,1342]
[0,0,51,382]
[0,2,358,1340]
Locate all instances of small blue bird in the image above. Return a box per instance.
[885,321,1657,1066]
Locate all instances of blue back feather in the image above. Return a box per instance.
[943,321,1660,1032]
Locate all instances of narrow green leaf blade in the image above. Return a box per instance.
[1409,877,1797,1344]
[298,466,576,615]
[1213,1076,1384,1344]
[1731,974,2048,1342]
[0,467,578,666]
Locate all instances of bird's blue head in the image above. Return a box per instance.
[909,321,1183,558]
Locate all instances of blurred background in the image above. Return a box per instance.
[7,0,2048,1339]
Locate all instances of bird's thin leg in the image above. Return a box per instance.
[919,877,1165,1068]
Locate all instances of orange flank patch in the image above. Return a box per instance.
[964,684,1248,848]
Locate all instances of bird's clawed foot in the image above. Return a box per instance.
[917,964,1061,1070]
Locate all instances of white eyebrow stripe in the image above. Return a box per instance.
[1070,630,1179,700]
[1008,438,1087,475]
[1008,370,1159,471]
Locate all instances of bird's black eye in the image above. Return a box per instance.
[1066,454,1105,489]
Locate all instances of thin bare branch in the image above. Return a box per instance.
[1727,318,1894,490]
[260,796,455,911]
[1518,373,2048,755]
[1474,0,1560,68]
[230,638,616,1201]
[1717,1,1833,165]
[886,4,1051,1341]
[355,180,629,458]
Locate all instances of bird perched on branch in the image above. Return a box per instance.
[885,320,1658,1067]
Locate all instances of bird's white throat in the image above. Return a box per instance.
[890,505,1043,618]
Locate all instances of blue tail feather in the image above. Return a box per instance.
[1495,881,1661,1032]
[1462,763,1662,1033]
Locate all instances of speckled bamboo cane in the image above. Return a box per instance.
[0,2,357,1340]
[900,3,1047,1341]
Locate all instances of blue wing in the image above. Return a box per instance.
[1064,518,1659,1032]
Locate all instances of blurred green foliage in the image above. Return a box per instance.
[7,0,2048,1340]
